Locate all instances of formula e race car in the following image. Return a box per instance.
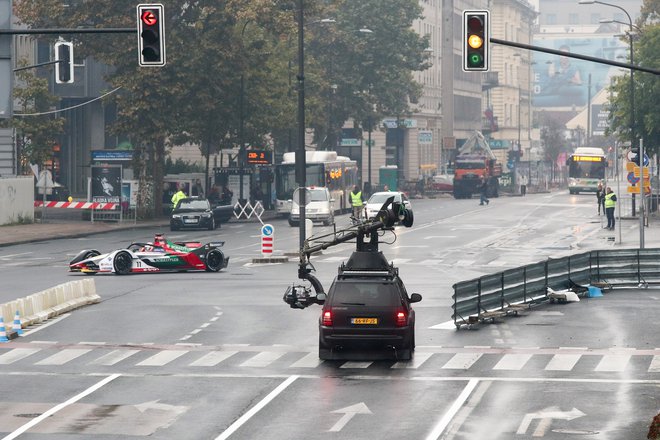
[69,233,229,275]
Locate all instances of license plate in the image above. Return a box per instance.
[351,317,378,325]
[184,218,198,224]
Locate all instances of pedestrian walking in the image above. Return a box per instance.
[520,174,527,196]
[479,178,490,205]
[350,185,365,220]
[604,186,617,230]
[596,182,605,215]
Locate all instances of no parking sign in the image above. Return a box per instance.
[261,224,274,256]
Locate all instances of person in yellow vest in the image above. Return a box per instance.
[604,187,617,230]
[171,184,187,209]
[350,185,364,220]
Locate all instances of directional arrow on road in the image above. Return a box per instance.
[517,406,585,436]
[329,402,372,432]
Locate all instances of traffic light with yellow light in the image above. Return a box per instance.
[137,3,166,67]
[463,10,489,72]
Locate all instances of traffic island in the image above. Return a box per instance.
[251,256,289,264]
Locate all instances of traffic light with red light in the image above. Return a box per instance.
[463,10,489,72]
[137,4,166,67]
[54,41,74,84]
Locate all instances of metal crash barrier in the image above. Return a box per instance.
[452,248,660,329]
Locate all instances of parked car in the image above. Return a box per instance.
[289,187,335,226]
[364,191,413,225]
[170,197,228,231]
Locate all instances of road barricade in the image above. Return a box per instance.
[452,248,660,329]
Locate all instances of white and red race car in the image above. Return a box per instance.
[69,234,229,275]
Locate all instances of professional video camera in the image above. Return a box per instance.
[283,195,413,309]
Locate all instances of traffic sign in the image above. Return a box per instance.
[261,223,274,256]
[633,166,649,178]
[627,172,640,185]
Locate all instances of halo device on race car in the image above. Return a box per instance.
[69,233,229,275]
[282,196,421,360]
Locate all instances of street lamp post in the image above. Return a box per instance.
[580,0,642,246]
[295,0,306,259]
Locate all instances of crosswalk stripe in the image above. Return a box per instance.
[88,349,140,366]
[545,354,582,371]
[35,349,92,365]
[441,353,483,370]
[493,354,533,370]
[340,361,372,369]
[650,355,660,373]
[0,348,41,365]
[595,354,631,372]
[419,259,443,265]
[392,352,433,369]
[189,351,238,367]
[289,352,324,368]
[136,350,188,366]
[239,351,285,367]
[390,258,411,265]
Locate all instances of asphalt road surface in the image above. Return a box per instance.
[0,191,658,439]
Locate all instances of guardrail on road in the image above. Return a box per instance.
[452,248,660,329]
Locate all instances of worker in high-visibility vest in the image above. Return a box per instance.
[604,187,617,230]
[171,184,187,209]
[350,185,364,220]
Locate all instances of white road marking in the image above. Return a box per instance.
[0,348,41,365]
[442,353,483,370]
[319,256,346,262]
[649,353,660,372]
[189,351,238,367]
[493,353,533,370]
[35,348,92,365]
[340,361,372,369]
[21,314,70,336]
[240,351,286,367]
[595,354,631,372]
[425,379,479,440]
[420,259,443,265]
[136,350,188,366]
[289,352,324,368]
[390,258,411,264]
[0,252,31,259]
[2,374,120,440]
[545,354,582,371]
[214,375,298,440]
[392,352,433,369]
[88,349,140,366]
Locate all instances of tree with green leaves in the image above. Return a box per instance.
[1,63,65,175]
[12,0,430,217]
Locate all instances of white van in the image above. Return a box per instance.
[289,187,335,226]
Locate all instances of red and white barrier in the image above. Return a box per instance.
[34,201,119,210]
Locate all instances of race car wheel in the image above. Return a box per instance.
[113,251,132,275]
[84,250,101,259]
[205,249,225,272]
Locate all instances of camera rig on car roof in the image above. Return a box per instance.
[283,196,413,309]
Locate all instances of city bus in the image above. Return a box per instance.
[275,151,358,216]
[567,147,607,194]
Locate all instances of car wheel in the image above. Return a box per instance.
[205,249,225,272]
[397,348,412,361]
[170,224,179,231]
[323,216,334,226]
[84,250,100,259]
[288,219,299,227]
[402,210,414,227]
[208,218,215,231]
[113,251,132,275]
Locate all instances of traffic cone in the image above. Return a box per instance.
[0,317,8,343]
[12,311,23,336]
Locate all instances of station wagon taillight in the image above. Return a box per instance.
[322,310,333,326]
[395,309,407,327]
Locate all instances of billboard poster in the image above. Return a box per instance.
[591,104,610,136]
[91,165,122,203]
[532,34,628,109]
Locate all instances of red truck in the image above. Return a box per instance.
[452,131,501,199]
